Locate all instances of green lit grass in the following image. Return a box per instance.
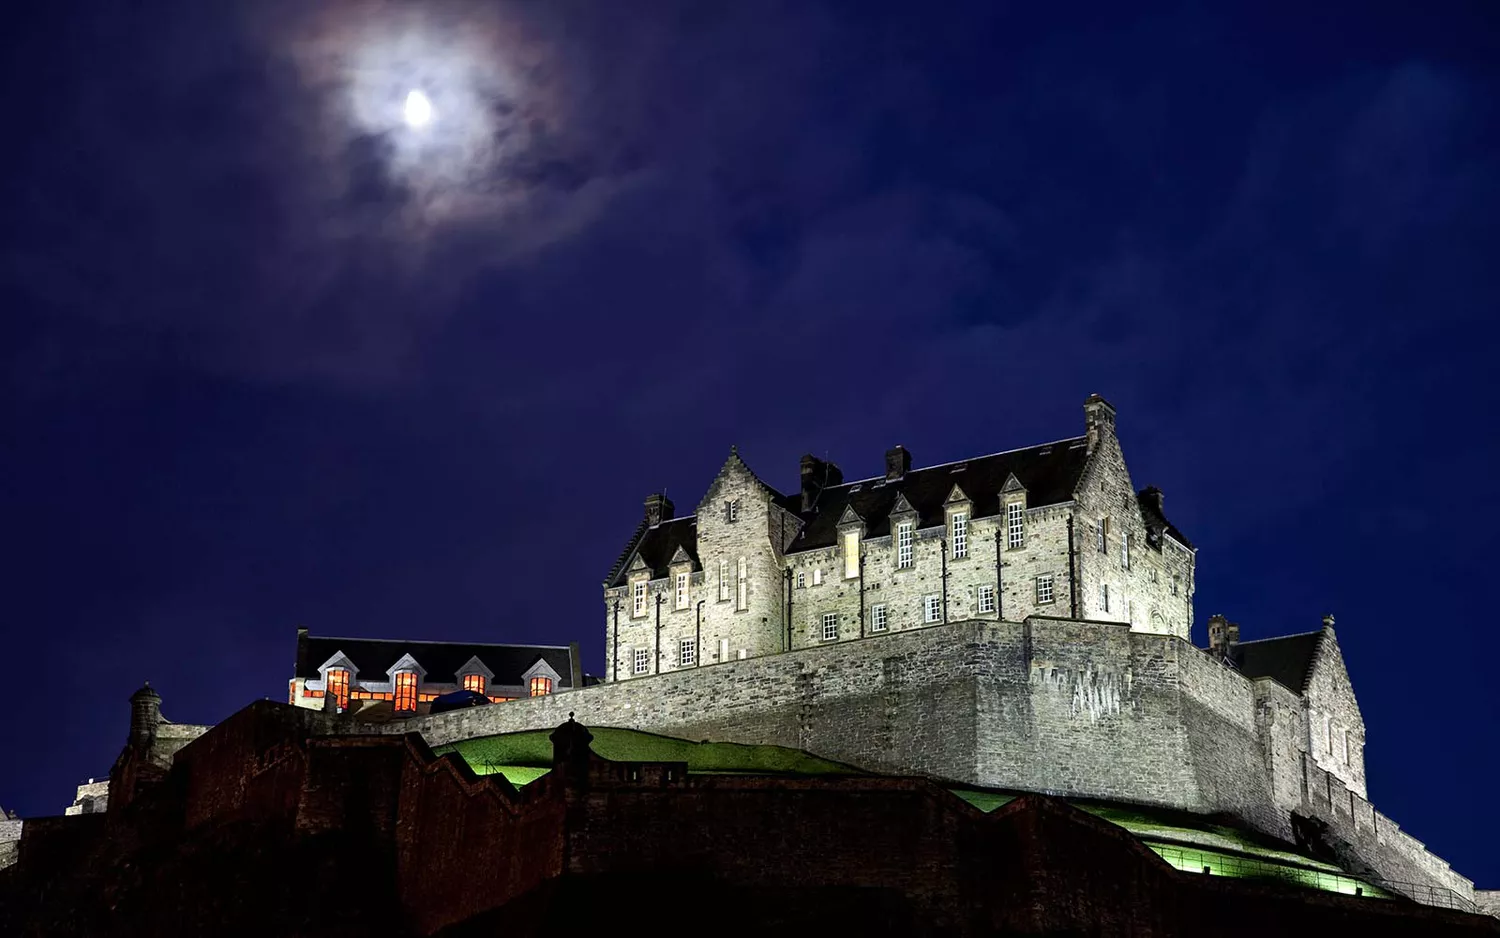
[435,726,863,785]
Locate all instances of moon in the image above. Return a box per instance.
[404,90,433,128]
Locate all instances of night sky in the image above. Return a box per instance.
[2,0,1496,887]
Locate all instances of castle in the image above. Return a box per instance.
[5,394,1496,929]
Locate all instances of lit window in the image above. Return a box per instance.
[719,560,730,601]
[952,512,968,559]
[462,673,485,694]
[978,584,996,614]
[843,530,859,578]
[1007,502,1024,549]
[1097,518,1109,553]
[821,613,838,642]
[924,595,941,623]
[871,604,888,632]
[796,572,806,588]
[726,499,740,523]
[634,648,650,675]
[1036,574,1055,605]
[679,639,696,667]
[633,581,646,617]
[393,672,418,712]
[812,568,822,586]
[529,676,553,697]
[736,556,748,610]
[1121,532,1130,570]
[1100,583,1110,614]
[326,668,350,710]
[897,523,914,568]
[675,572,689,610]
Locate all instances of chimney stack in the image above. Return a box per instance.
[129,683,162,751]
[643,493,674,527]
[884,445,912,482]
[799,455,844,512]
[1084,394,1117,455]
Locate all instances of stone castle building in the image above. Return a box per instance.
[4,393,1494,929]
[604,395,1195,680]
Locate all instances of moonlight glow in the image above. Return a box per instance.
[404,89,433,127]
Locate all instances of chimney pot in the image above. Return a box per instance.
[643,493,674,526]
[799,454,843,511]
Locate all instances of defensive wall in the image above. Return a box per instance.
[391,615,1475,904]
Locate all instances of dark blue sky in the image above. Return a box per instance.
[2,0,1496,888]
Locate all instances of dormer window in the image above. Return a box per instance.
[393,672,418,712]
[951,512,968,559]
[462,674,485,694]
[326,668,350,710]
[529,676,553,697]
[675,572,689,610]
[725,499,741,523]
[842,529,860,578]
[1006,502,1024,549]
[897,522,914,568]
[632,581,647,617]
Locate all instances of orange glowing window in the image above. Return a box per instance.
[529,676,553,697]
[288,681,296,705]
[393,672,418,712]
[463,674,485,693]
[326,669,350,709]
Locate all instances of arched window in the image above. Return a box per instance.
[462,673,485,694]
[529,676,553,697]
[393,672,418,711]
[326,669,350,709]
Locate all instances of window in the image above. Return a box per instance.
[680,639,697,667]
[1099,583,1110,614]
[633,581,647,617]
[1007,501,1024,549]
[1323,715,1332,754]
[719,560,730,601]
[462,673,485,694]
[1121,532,1130,570]
[633,648,650,675]
[1341,729,1350,765]
[978,584,996,614]
[725,499,740,523]
[952,512,968,559]
[843,530,859,578]
[736,556,748,610]
[796,572,806,589]
[871,604,888,632]
[675,572,689,610]
[897,523,914,568]
[326,669,350,709]
[924,594,941,623]
[737,648,747,660]
[718,638,729,663]
[1097,518,1109,553]
[1171,575,1180,597]
[821,613,838,642]
[529,676,553,697]
[1036,574,1055,605]
[1150,567,1159,584]
[812,568,822,586]
[393,672,418,712]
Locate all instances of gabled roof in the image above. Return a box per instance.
[295,633,578,689]
[780,437,1092,552]
[604,516,700,588]
[1232,630,1324,694]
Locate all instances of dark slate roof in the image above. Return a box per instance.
[782,437,1092,553]
[604,516,699,588]
[1231,630,1324,693]
[296,633,577,689]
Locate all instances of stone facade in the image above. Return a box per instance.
[604,395,1198,683]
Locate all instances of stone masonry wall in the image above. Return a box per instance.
[1303,628,1367,796]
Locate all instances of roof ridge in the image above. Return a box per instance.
[829,435,1090,488]
[306,635,573,650]
[1232,629,1323,646]
[604,517,649,586]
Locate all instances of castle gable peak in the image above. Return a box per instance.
[836,504,864,528]
[1001,472,1027,495]
[943,483,971,506]
[669,545,693,566]
[890,492,916,517]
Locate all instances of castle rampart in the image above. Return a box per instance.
[384,615,1474,905]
